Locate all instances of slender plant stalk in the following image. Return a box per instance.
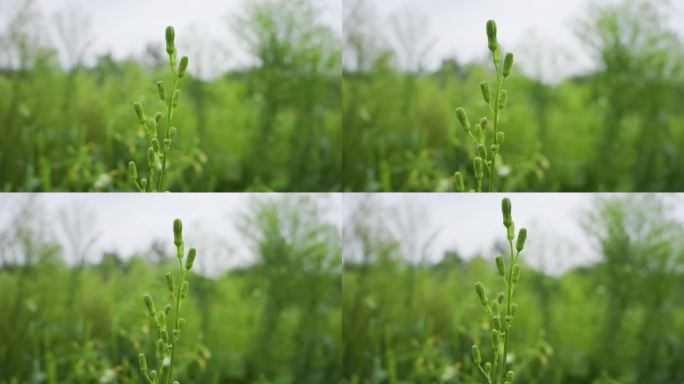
[129,26,189,192]
[471,197,526,384]
[139,218,197,384]
[454,20,514,192]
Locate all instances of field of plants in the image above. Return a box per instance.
[0,0,341,192]
[342,0,684,192]
[0,195,341,383]
[341,194,684,383]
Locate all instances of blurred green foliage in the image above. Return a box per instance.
[0,0,340,191]
[342,195,684,383]
[0,195,341,383]
[342,0,684,191]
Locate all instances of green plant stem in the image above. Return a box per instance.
[500,239,517,383]
[166,250,184,383]
[158,72,179,192]
[489,59,502,193]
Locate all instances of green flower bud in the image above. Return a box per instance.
[512,265,520,282]
[490,299,500,315]
[480,81,490,103]
[186,248,196,270]
[497,131,505,144]
[474,282,488,306]
[505,315,513,328]
[495,255,505,276]
[501,198,513,228]
[472,344,482,364]
[140,178,148,191]
[478,144,487,160]
[147,147,156,169]
[473,157,484,179]
[143,293,155,317]
[164,303,172,315]
[480,117,488,131]
[180,281,188,298]
[178,317,186,330]
[491,329,500,348]
[157,81,166,101]
[454,172,465,192]
[169,127,177,139]
[456,107,470,132]
[516,228,527,252]
[156,310,166,327]
[499,89,508,110]
[133,101,145,123]
[172,329,180,340]
[165,272,174,293]
[511,303,518,315]
[152,138,160,154]
[129,161,138,181]
[486,20,498,51]
[155,112,162,123]
[507,222,515,241]
[491,144,499,153]
[150,371,157,380]
[172,89,180,107]
[178,56,189,78]
[492,315,502,330]
[506,370,515,382]
[173,218,183,247]
[165,26,176,55]
[157,339,165,356]
[138,353,147,372]
[497,292,505,305]
[503,53,514,78]
[160,329,168,343]
[484,362,492,373]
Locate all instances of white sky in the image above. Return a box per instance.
[366,0,684,81]
[0,193,342,276]
[342,193,684,275]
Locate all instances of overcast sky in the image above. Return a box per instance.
[343,193,684,275]
[0,193,342,276]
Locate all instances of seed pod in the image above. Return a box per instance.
[456,107,470,132]
[484,362,492,373]
[454,172,465,192]
[129,161,138,181]
[512,265,520,282]
[480,81,490,103]
[186,248,196,270]
[178,56,189,78]
[474,282,488,306]
[134,101,145,123]
[157,81,166,101]
[516,228,527,252]
[138,353,147,372]
[473,157,484,179]
[478,144,487,159]
[506,370,515,382]
[169,127,177,139]
[497,131,505,144]
[511,303,518,315]
[501,198,513,228]
[180,281,188,298]
[492,315,502,330]
[173,219,183,247]
[178,317,186,330]
[165,26,176,55]
[503,53,514,78]
[472,344,482,364]
[486,20,498,51]
[172,89,181,107]
[165,272,175,292]
[499,90,508,110]
[143,293,155,317]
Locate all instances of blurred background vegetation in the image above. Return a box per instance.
[342,0,684,191]
[342,194,684,383]
[0,0,340,191]
[0,195,341,383]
